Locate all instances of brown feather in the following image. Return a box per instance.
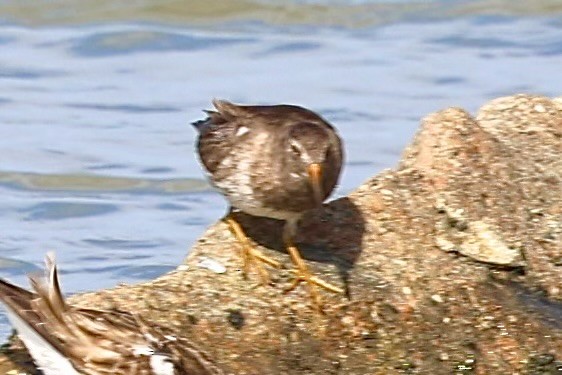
[193,99,343,216]
[0,254,225,375]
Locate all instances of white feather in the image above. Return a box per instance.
[150,354,175,375]
[235,126,250,136]
[0,303,80,375]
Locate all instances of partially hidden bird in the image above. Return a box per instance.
[0,253,224,375]
[192,99,344,308]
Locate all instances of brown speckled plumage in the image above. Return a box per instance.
[0,254,224,375]
[193,99,345,306]
[194,100,343,219]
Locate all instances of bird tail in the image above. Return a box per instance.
[191,107,218,133]
[0,253,80,374]
[191,117,211,132]
[192,99,237,132]
[27,252,69,327]
[0,252,70,341]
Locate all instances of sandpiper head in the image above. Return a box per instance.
[286,122,334,206]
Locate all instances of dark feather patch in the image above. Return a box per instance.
[191,118,211,132]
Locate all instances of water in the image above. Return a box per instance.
[0,0,561,340]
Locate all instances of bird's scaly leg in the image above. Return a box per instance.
[283,219,343,311]
[224,211,280,284]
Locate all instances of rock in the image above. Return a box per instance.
[458,220,522,266]
[1,94,561,374]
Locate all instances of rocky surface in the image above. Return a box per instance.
[1,94,560,374]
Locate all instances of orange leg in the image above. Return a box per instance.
[282,219,344,311]
[225,214,280,284]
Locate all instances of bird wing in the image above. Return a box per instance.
[0,254,152,374]
[0,254,225,375]
[133,314,225,375]
[0,278,80,375]
[195,100,249,175]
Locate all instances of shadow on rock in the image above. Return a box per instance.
[486,274,562,330]
[231,196,365,296]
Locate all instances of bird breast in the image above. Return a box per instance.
[210,132,304,220]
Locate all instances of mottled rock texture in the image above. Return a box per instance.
[1,94,561,374]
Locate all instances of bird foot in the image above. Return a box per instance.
[225,216,281,285]
[241,245,281,285]
[285,270,344,294]
[284,245,344,311]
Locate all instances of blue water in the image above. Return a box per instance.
[0,1,561,339]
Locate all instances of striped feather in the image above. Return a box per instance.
[0,254,224,375]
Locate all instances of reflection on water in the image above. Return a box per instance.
[1,0,562,27]
[0,171,209,192]
[1,0,561,340]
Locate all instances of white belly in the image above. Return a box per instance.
[213,174,299,221]
[212,158,299,221]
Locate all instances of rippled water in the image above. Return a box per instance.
[1,0,561,339]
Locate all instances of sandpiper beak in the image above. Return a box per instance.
[307,163,324,206]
